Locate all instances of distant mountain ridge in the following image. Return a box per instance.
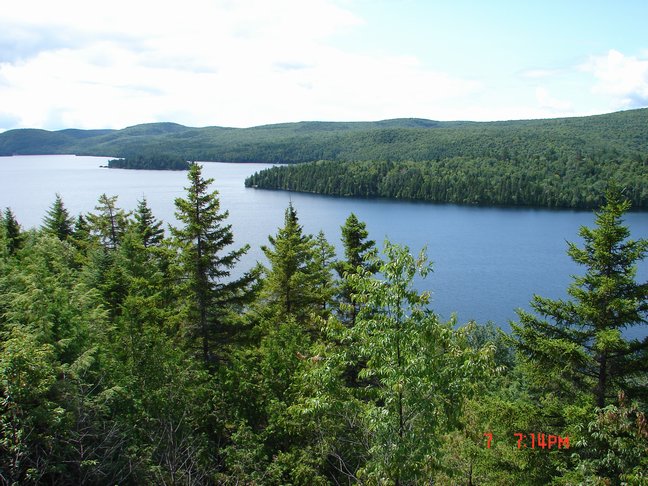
[1,108,647,164]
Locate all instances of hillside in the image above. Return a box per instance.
[1,108,648,163]
[2,109,647,208]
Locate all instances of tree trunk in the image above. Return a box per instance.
[596,353,607,408]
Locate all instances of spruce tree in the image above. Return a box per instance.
[260,203,323,323]
[2,208,23,255]
[335,213,376,326]
[171,163,255,366]
[69,214,92,258]
[511,187,648,407]
[42,193,74,240]
[133,197,164,248]
[87,194,130,251]
[74,214,89,237]
[72,214,92,246]
[312,230,336,314]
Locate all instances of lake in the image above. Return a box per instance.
[2,154,647,335]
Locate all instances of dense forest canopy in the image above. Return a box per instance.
[3,108,647,209]
[1,109,648,163]
[244,156,648,209]
[107,154,190,170]
[1,168,646,484]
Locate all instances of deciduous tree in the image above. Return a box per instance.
[347,242,493,483]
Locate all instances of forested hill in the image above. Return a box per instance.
[1,108,648,163]
[3,109,647,208]
[238,109,648,209]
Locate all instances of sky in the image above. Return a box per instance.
[1,0,647,131]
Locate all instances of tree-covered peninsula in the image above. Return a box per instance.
[108,153,190,170]
[244,155,648,209]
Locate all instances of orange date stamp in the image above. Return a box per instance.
[483,432,569,450]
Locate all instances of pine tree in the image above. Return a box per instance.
[42,193,74,240]
[133,197,164,248]
[511,187,648,407]
[171,163,255,366]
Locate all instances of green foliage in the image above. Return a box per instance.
[312,230,337,315]
[86,194,130,251]
[133,197,164,248]
[0,327,59,485]
[511,187,648,407]
[108,153,190,170]
[0,233,135,484]
[0,206,224,484]
[2,109,648,164]
[335,212,376,327]
[3,109,648,208]
[338,213,375,273]
[246,156,648,209]
[346,242,495,483]
[171,162,256,366]
[2,208,24,255]
[42,193,74,240]
[260,203,328,325]
[0,180,645,484]
[499,187,648,485]
[559,392,648,485]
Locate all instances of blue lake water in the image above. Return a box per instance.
[2,154,647,335]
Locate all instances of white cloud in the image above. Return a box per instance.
[520,69,560,79]
[583,49,648,109]
[0,0,482,129]
[535,87,572,113]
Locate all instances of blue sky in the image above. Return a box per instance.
[1,0,647,130]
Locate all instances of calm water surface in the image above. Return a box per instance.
[2,155,647,334]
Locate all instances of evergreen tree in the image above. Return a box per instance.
[69,214,92,255]
[73,214,89,239]
[42,193,74,240]
[106,228,218,484]
[133,197,164,248]
[87,194,130,251]
[0,233,127,484]
[171,163,255,366]
[260,203,323,324]
[312,230,337,314]
[2,208,23,255]
[1,327,59,485]
[335,213,376,326]
[511,187,648,407]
